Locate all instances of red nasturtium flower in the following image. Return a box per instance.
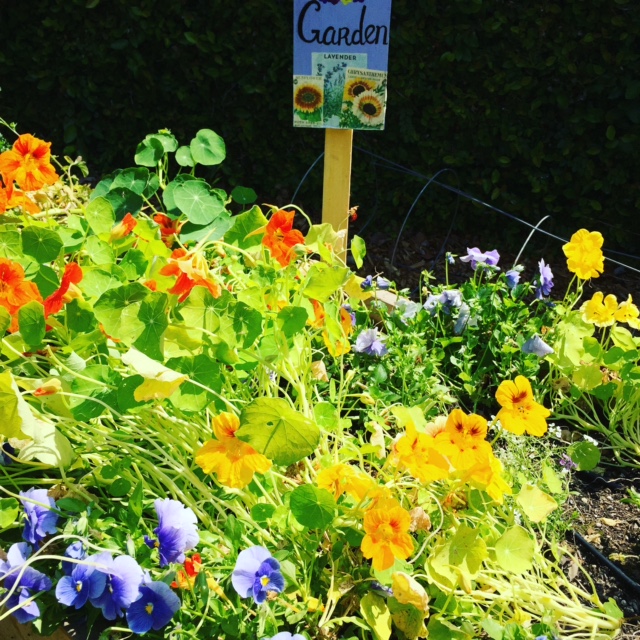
[0,134,59,192]
[153,213,182,246]
[159,249,221,302]
[171,553,203,589]
[44,263,83,318]
[0,181,40,215]
[0,258,44,332]
[262,209,305,267]
[109,213,137,241]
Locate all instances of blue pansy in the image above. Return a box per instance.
[354,328,388,356]
[90,552,144,620]
[144,498,199,567]
[20,488,59,546]
[460,247,500,270]
[264,634,307,640]
[232,546,285,604]
[56,555,107,609]
[62,541,86,575]
[126,580,181,634]
[535,259,554,299]
[522,335,554,357]
[505,269,521,289]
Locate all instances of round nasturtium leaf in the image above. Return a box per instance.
[190,129,226,166]
[173,180,226,225]
[21,227,63,264]
[290,485,336,530]
[494,526,535,575]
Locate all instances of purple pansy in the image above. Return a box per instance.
[231,546,285,604]
[558,454,577,471]
[460,247,500,270]
[376,276,390,290]
[20,488,59,546]
[535,259,554,299]
[0,542,52,624]
[144,498,198,567]
[56,555,107,609]
[354,328,388,356]
[126,580,181,635]
[265,634,307,640]
[521,335,554,358]
[505,269,521,289]
[89,552,144,620]
[360,275,373,290]
[423,294,439,315]
[439,289,462,314]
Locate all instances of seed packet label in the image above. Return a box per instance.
[293,0,392,131]
[293,75,325,127]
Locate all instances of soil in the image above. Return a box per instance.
[353,222,640,638]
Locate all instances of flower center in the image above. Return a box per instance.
[145,603,154,615]
[75,581,83,593]
[260,575,270,587]
[377,523,394,540]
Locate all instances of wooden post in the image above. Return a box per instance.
[321,128,353,262]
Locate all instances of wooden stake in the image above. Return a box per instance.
[321,128,353,261]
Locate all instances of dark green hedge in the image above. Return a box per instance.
[1,0,638,248]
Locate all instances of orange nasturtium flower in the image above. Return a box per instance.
[562,229,604,280]
[195,412,272,489]
[614,295,640,329]
[322,307,355,358]
[159,248,221,303]
[171,553,203,589]
[495,375,550,437]
[44,263,83,318]
[262,209,305,267]
[2,181,40,215]
[0,134,59,192]
[153,213,182,245]
[0,181,8,215]
[463,451,512,504]
[0,258,44,332]
[434,409,493,471]
[580,291,618,327]
[361,499,414,571]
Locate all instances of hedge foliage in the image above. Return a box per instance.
[1,0,638,247]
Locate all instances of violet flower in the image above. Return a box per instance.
[265,634,307,640]
[354,328,388,356]
[126,580,181,635]
[505,269,521,289]
[423,294,439,315]
[396,299,421,323]
[62,541,86,575]
[0,542,52,624]
[460,247,500,270]
[144,498,198,566]
[90,552,144,620]
[376,276,390,290]
[439,289,462,314]
[20,488,58,546]
[535,259,554,299]
[360,275,373,290]
[558,454,577,471]
[522,335,554,357]
[56,555,107,609]
[231,546,285,604]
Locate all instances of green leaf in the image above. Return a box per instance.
[104,187,143,219]
[147,132,178,153]
[313,402,339,431]
[126,480,144,529]
[603,598,624,620]
[301,264,350,302]
[33,264,59,299]
[56,498,87,513]
[0,307,11,336]
[167,354,221,412]
[85,196,116,236]
[233,302,263,348]
[0,498,20,529]
[568,440,601,471]
[0,228,22,258]
[351,235,366,269]
[93,283,148,344]
[21,227,63,263]
[69,365,120,421]
[516,484,558,522]
[175,146,195,167]
[117,375,148,412]
[481,619,505,640]
[109,478,132,497]
[173,180,227,225]
[163,175,202,215]
[449,523,487,575]
[290,485,336,529]
[231,186,257,205]
[494,526,535,574]
[542,462,563,494]
[178,213,234,244]
[135,136,164,167]
[237,398,320,466]
[120,249,148,280]
[360,593,392,640]
[18,301,46,346]
[111,167,150,195]
[85,235,115,266]
[223,205,268,249]
[251,503,276,524]
[190,129,226,166]
[133,293,169,361]
[277,306,308,338]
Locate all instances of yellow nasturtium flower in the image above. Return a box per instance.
[391,422,450,483]
[581,291,618,327]
[434,409,493,471]
[195,412,271,489]
[361,499,414,571]
[495,376,550,437]
[614,295,640,329]
[562,229,604,280]
[317,463,373,501]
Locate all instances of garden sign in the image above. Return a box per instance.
[293,0,392,250]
